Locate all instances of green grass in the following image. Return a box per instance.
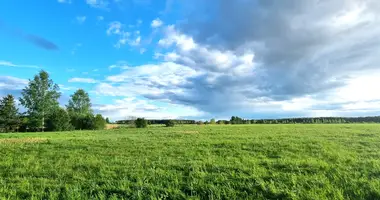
[1,124,380,199]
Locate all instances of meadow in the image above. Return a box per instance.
[0,124,380,199]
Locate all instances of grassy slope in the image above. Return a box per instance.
[0,124,380,199]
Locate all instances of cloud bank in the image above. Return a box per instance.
[95,0,380,119]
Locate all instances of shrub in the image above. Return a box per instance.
[165,120,175,127]
[46,108,73,131]
[94,114,106,130]
[135,118,147,128]
[70,114,95,130]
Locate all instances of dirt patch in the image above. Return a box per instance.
[0,138,48,144]
[105,124,119,130]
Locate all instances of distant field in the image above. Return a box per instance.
[1,124,380,199]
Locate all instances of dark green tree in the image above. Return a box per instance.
[210,118,216,124]
[0,94,20,132]
[135,118,147,128]
[165,120,175,127]
[19,70,60,132]
[94,114,106,130]
[66,89,95,130]
[105,117,110,124]
[46,108,73,131]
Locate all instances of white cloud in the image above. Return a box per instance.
[97,16,104,21]
[68,78,97,83]
[107,21,142,48]
[0,61,16,67]
[158,25,197,51]
[151,18,163,28]
[58,84,76,91]
[0,76,28,90]
[130,36,141,46]
[86,0,108,9]
[0,60,40,69]
[76,16,87,24]
[0,76,28,98]
[107,21,123,35]
[93,97,204,120]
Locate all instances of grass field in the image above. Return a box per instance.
[1,124,380,199]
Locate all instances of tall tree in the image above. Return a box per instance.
[66,89,92,116]
[19,70,60,132]
[0,94,20,132]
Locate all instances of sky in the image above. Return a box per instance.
[1,0,380,121]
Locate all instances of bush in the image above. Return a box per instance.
[46,108,73,131]
[70,114,95,130]
[94,114,106,130]
[165,120,175,127]
[135,118,147,128]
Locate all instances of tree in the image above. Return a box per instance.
[66,89,96,130]
[94,114,106,130]
[210,118,216,124]
[66,89,92,117]
[165,120,175,127]
[0,95,20,132]
[128,116,137,128]
[19,70,60,132]
[46,108,73,131]
[105,117,110,124]
[70,114,95,130]
[135,118,147,128]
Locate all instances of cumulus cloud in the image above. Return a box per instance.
[96,0,380,118]
[154,0,380,114]
[68,77,97,83]
[96,62,198,98]
[178,0,380,98]
[93,97,204,120]
[151,18,163,28]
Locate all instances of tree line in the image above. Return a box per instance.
[115,119,196,125]
[219,116,380,124]
[0,70,107,133]
[116,116,380,127]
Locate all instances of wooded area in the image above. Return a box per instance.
[0,70,107,133]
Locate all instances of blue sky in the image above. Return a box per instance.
[1,0,380,120]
